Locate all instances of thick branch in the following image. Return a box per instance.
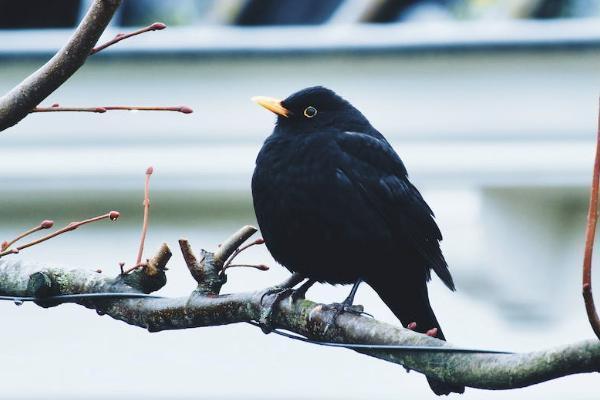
[0,253,597,390]
[0,0,122,132]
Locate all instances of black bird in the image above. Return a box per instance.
[251,86,464,396]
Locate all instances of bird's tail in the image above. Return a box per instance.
[367,276,465,396]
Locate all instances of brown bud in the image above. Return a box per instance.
[146,166,154,175]
[95,107,107,113]
[254,238,265,245]
[109,211,120,221]
[40,220,54,229]
[1,241,8,251]
[179,106,193,114]
[407,322,417,330]
[150,22,167,30]
[51,103,60,107]
[256,264,269,271]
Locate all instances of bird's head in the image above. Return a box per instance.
[252,86,371,135]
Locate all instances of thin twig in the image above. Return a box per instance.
[1,220,54,251]
[583,98,600,340]
[0,211,119,258]
[223,237,265,269]
[31,105,193,114]
[136,167,153,266]
[120,262,146,275]
[90,22,166,55]
[213,226,258,265]
[225,264,269,271]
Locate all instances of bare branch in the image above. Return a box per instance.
[31,105,193,114]
[225,264,269,271]
[135,166,153,266]
[145,242,171,276]
[0,211,119,258]
[583,98,600,340]
[1,220,54,251]
[213,225,258,265]
[223,237,266,270]
[0,230,598,391]
[90,22,167,55]
[0,0,122,132]
[179,238,203,283]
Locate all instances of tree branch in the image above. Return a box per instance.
[0,229,598,391]
[30,105,193,114]
[583,98,600,340]
[0,211,119,258]
[0,0,122,132]
[90,22,166,55]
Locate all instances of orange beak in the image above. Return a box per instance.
[251,96,290,118]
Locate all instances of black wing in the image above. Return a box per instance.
[335,131,455,290]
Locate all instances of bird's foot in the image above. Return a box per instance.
[258,273,305,332]
[259,286,294,333]
[321,300,370,333]
[289,278,316,303]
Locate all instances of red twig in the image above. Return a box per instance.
[1,220,54,251]
[0,211,119,258]
[28,22,194,117]
[121,262,146,275]
[136,167,153,266]
[222,238,266,270]
[31,105,193,114]
[120,167,156,275]
[90,22,167,55]
[224,264,270,271]
[583,98,600,340]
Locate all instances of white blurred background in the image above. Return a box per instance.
[1,0,599,398]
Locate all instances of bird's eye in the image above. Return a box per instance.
[303,106,317,118]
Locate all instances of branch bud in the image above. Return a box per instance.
[150,22,167,30]
[40,220,54,229]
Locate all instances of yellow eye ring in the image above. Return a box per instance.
[303,106,317,118]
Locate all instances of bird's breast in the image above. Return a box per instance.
[251,134,389,283]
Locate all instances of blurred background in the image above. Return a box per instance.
[1,0,599,398]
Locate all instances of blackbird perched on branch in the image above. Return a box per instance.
[251,86,464,395]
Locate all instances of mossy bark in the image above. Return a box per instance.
[1,243,598,391]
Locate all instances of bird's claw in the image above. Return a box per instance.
[259,286,294,333]
[322,302,369,333]
[290,290,304,303]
